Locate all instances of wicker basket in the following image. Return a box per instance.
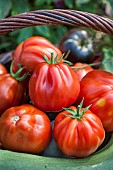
[0,9,113,170]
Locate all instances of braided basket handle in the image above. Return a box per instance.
[0,9,113,36]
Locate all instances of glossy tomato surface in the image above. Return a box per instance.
[0,73,24,115]
[54,106,105,158]
[59,28,95,64]
[73,62,94,81]
[12,42,24,73]
[29,62,80,112]
[0,63,8,75]
[78,70,113,132]
[12,36,62,73]
[0,104,52,154]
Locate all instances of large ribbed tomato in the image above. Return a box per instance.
[78,69,113,132]
[29,55,80,112]
[53,103,105,158]
[12,36,62,73]
[0,104,52,154]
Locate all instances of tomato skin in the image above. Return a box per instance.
[54,106,105,158]
[12,42,24,73]
[0,104,52,154]
[12,36,62,73]
[0,73,24,115]
[29,63,80,112]
[59,28,95,64]
[73,62,94,81]
[78,70,113,132]
[0,64,8,75]
[0,143,3,149]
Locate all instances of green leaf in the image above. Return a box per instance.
[75,0,98,13]
[0,42,11,50]
[34,0,56,9]
[64,0,75,9]
[100,48,113,73]
[108,0,113,15]
[35,25,68,45]
[11,0,30,15]
[34,0,47,6]
[0,0,11,19]
[76,0,91,6]
[16,27,34,44]
[47,0,56,5]
[35,26,51,40]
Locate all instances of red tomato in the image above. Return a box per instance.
[29,57,80,112]
[54,105,105,158]
[12,42,24,73]
[72,62,94,81]
[12,42,30,87]
[0,143,3,149]
[78,70,113,132]
[0,64,8,75]
[0,104,52,154]
[0,73,24,115]
[12,36,62,73]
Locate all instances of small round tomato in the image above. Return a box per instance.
[29,54,80,112]
[78,69,113,132]
[59,28,95,64]
[0,63,8,75]
[54,101,105,158]
[0,104,52,154]
[12,36,62,73]
[72,62,94,81]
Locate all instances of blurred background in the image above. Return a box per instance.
[0,0,113,66]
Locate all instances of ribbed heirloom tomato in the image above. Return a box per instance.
[78,69,113,132]
[0,104,52,154]
[53,100,105,158]
[12,36,62,73]
[29,54,80,112]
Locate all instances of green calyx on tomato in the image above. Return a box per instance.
[10,61,29,81]
[64,98,91,120]
[43,51,72,65]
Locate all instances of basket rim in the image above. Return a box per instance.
[0,9,113,36]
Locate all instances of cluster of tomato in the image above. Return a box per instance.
[0,30,113,158]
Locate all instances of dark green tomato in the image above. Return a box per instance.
[59,28,95,64]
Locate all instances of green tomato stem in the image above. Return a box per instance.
[51,53,55,64]
[71,62,101,71]
[10,61,29,82]
[76,105,81,117]
[64,98,91,120]
[42,52,72,65]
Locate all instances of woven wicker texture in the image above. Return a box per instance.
[0,9,113,36]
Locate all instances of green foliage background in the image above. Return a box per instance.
[0,0,113,69]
